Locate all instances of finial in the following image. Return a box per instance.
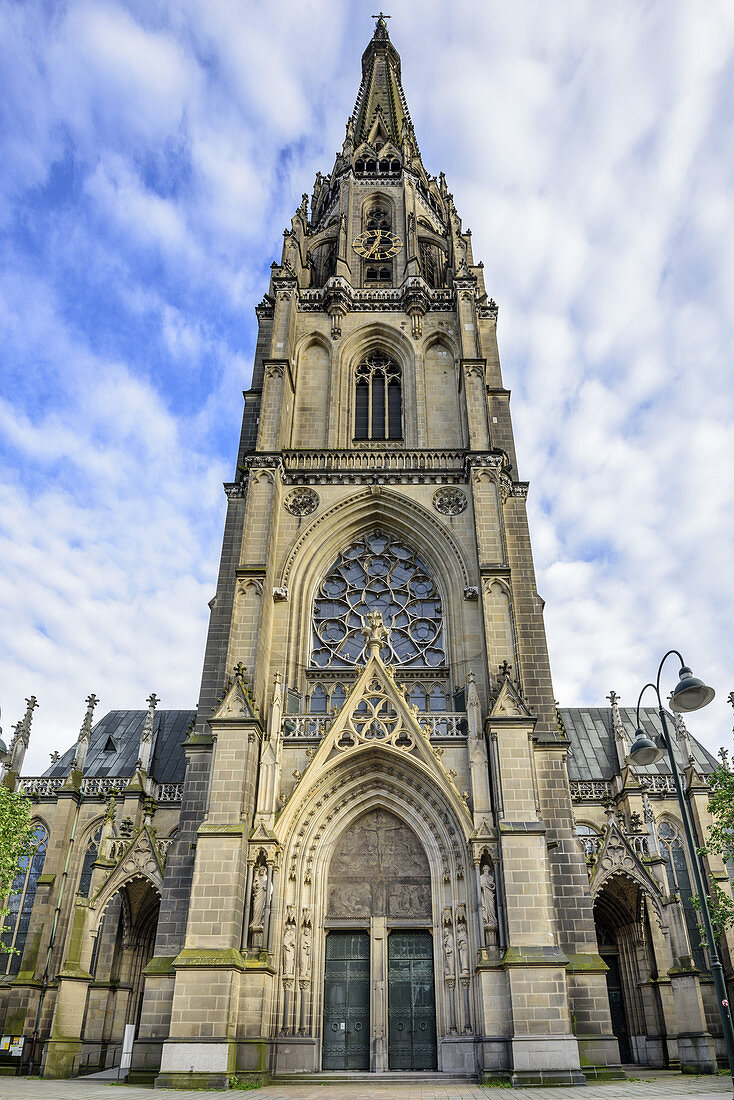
[606,690,619,707]
[498,660,512,679]
[146,693,159,710]
[233,662,247,681]
[728,691,734,710]
[49,750,60,764]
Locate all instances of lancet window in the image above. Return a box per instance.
[78,826,103,897]
[354,353,402,440]
[311,531,446,669]
[658,820,707,971]
[1,822,48,976]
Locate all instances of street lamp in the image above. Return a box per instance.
[625,649,734,1089]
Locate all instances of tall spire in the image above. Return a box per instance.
[352,14,412,147]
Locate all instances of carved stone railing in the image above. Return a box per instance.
[153,782,184,802]
[282,715,333,739]
[80,777,129,797]
[297,287,455,314]
[282,449,465,477]
[569,779,612,801]
[282,713,468,741]
[640,774,676,795]
[18,777,65,798]
[418,714,468,738]
[18,776,183,801]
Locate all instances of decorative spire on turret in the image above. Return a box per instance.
[72,693,98,773]
[3,695,39,781]
[607,690,630,770]
[352,13,412,148]
[667,698,694,768]
[137,692,159,773]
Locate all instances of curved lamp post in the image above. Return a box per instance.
[626,650,734,1087]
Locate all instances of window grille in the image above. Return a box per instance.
[311,531,446,669]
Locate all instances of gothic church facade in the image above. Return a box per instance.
[2,17,731,1088]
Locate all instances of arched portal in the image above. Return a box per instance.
[86,878,160,1048]
[593,875,662,1066]
[322,808,437,1072]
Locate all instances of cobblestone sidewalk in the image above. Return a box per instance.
[0,1070,732,1100]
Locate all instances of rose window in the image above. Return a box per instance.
[311,531,446,668]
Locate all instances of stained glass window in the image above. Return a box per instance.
[1,822,48,976]
[311,531,446,669]
[354,354,402,440]
[78,826,103,898]
[658,820,707,971]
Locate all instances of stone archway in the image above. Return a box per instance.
[322,808,437,1072]
[593,874,663,1067]
[85,878,161,1052]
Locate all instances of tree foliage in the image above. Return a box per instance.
[0,784,35,953]
[694,757,734,946]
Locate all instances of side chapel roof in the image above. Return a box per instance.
[562,705,718,782]
[42,710,193,783]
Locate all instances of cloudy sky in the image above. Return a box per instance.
[1,0,733,773]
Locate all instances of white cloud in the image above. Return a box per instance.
[1,0,733,772]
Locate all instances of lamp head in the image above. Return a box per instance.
[625,728,665,767]
[669,666,715,713]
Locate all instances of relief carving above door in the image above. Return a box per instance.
[327,808,431,919]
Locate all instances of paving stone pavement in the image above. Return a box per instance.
[0,1071,732,1100]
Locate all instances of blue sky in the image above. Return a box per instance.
[1,0,733,772]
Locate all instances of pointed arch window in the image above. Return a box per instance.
[354,353,402,441]
[311,530,446,669]
[658,820,707,971]
[1,822,48,976]
[78,826,103,898]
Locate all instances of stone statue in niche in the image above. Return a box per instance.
[456,905,469,974]
[327,808,431,919]
[250,865,268,930]
[442,922,455,977]
[480,863,499,939]
[299,908,312,979]
[282,915,296,977]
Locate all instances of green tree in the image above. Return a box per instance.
[0,784,35,954]
[693,751,734,946]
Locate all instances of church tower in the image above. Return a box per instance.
[147,17,621,1086]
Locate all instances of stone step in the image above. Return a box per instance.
[273,1071,479,1083]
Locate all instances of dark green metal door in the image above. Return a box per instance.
[388,931,437,1070]
[322,932,370,1070]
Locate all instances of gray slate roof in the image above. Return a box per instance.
[561,705,718,782]
[42,710,194,784]
[38,704,718,789]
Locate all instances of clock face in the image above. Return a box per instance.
[352,229,402,260]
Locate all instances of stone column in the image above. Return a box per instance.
[489,707,585,1086]
[44,902,94,1078]
[157,676,265,1089]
